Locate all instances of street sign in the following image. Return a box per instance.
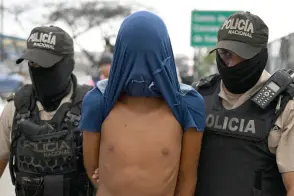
[190,10,239,47]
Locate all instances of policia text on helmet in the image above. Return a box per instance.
[0,26,95,196]
[194,11,294,196]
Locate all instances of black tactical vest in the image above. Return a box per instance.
[8,76,94,196]
[194,74,293,196]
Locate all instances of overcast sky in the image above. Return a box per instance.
[2,0,293,58]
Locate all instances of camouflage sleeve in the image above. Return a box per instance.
[0,101,15,160]
[275,100,294,173]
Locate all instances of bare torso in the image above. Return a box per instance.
[97,95,182,196]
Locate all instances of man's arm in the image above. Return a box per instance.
[175,128,203,196]
[176,88,205,196]
[83,131,100,186]
[79,88,105,187]
[283,172,294,196]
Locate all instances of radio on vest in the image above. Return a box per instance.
[251,69,294,109]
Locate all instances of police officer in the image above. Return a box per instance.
[0,26,94,196]
[194,12,294,196]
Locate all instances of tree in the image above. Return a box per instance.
[3,0,150,66]
[44,1,131,65]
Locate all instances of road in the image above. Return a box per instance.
[0,71,91,196]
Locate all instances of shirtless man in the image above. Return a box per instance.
[79,11,205,196]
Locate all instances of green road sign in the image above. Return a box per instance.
[191,10,239,47]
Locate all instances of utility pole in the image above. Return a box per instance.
[193,48,200,81]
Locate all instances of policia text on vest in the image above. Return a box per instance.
[206,114,256,134]
[22,139,71,158]
[8,76,95,196]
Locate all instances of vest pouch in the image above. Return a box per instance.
[18,120,57,139]
[43,175,64,196]
[252,188,263,196]
[16,175,44,196]
[25,129,69,142]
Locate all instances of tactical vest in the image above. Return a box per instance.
[8,77,94,196]
[194,74,292,196]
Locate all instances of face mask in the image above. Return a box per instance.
[29,56,74,111]
[216,48,268,94]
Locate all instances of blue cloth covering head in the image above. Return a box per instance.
[104,11,183,120]
[79,11,205,132]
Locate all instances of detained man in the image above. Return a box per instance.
[79,11,205,196]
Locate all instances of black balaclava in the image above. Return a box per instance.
[29,55,74,111]
[216,48,268,94]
